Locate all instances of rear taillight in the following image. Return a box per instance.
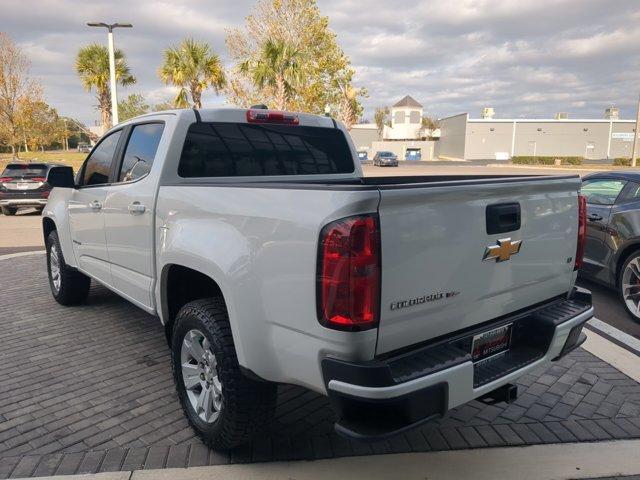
[317,214,381,331]
[575,194,586,270]
[0,177,11,183]
[32,177,46,182]
[246,109,299,125]
[42,190,50,198]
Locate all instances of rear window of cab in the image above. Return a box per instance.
[178,122,354,177]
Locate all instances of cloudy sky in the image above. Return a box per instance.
[3,0,640,125]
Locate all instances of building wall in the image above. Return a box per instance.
[434,113,468,160]
[349,124,381,152]
[372,140,435,161]
[609,122,637,158]
[465,122,514,160]
[462,120,638,160]
[386,106,423,140]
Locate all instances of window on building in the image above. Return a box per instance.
[394,111,405,124]
[409,111,421,124]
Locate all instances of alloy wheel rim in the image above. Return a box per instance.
[622,256,640,319]
[180,329,222,423]
[49,247,61,293]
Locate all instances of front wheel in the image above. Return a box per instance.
[171,298,277,450]
[46,230,91,305]
[619,251,640,323]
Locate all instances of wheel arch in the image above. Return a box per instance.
[42,217,56,243]
[160,263,227,345]
[615,241,640,284]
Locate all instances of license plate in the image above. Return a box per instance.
[16,183,29,190]
[472,323,512,363]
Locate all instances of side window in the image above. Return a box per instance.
[581,179,627,206]
[617,181,640,204]
[82,131,122,186]
[118,123,165,182]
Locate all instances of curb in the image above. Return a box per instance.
[0,250,45,261]
[8,439,640,480]
[585,318,640,357]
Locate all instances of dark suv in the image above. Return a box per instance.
[0,163,61,215]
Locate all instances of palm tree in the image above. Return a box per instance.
[239,39,304,111]
[159,39,226,109]
[75,43,135,128]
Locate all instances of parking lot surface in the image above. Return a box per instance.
[1,254,640,478]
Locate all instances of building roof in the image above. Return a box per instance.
[393,95,422,108]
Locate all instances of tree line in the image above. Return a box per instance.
[0,34,91,155]
[78,0,365,128]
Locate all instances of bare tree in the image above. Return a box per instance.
[0,33,41,156]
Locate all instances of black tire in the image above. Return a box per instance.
[618,250,640,324]
[171,298,277,450]
[46,230,91,305]
[1,206,17,216]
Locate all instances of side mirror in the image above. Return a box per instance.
[47,166,76,189]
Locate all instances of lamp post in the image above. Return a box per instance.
[87,22,132,127]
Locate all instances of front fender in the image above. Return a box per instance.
[42,189,77,267]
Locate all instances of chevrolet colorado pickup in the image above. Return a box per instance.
[43,108,593,448]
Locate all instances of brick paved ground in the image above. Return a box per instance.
[1,255,640,478]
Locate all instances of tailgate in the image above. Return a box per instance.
[376,176,581,355]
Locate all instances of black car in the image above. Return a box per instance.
[580,171,640,322]
[0,163,62,215]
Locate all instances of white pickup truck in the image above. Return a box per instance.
[43,108,593,448]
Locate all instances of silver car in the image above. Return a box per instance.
[373,151,398,167]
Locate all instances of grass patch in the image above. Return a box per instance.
[0,151,86,173]
[512,156,583,165]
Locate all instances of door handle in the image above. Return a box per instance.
[587,213,603,222]
[128,202,146,215]
[89,200,102,211]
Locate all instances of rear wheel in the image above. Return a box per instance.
[171,298,277,449]
[619,250,640,323]
[1,206,17,216]
[46,230,91,305]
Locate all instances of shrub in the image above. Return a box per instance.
[512,156,583,165]
[613,157,639,167]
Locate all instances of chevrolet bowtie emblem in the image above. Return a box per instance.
[483,238,522,262]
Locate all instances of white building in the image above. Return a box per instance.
[384,95,424,140]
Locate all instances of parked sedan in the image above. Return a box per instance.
[0,163,61,215]
[580,171,640,322]
[373,151,398,167]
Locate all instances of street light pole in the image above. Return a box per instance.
[632,93,640,168]
[87,22,132,128]
[107,28,118,125]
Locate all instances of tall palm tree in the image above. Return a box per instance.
[239,39,304,111]
[75,43,135,128]
[159,39,226,109]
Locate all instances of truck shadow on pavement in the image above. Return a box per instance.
[1,254,640,478]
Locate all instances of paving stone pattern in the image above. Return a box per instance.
[1,255,640,478]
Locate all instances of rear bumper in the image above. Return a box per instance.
[322,287,593,440]
[0,198,47,207]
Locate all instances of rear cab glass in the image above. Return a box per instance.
[2,164,48,178]
[178,122,354,177]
